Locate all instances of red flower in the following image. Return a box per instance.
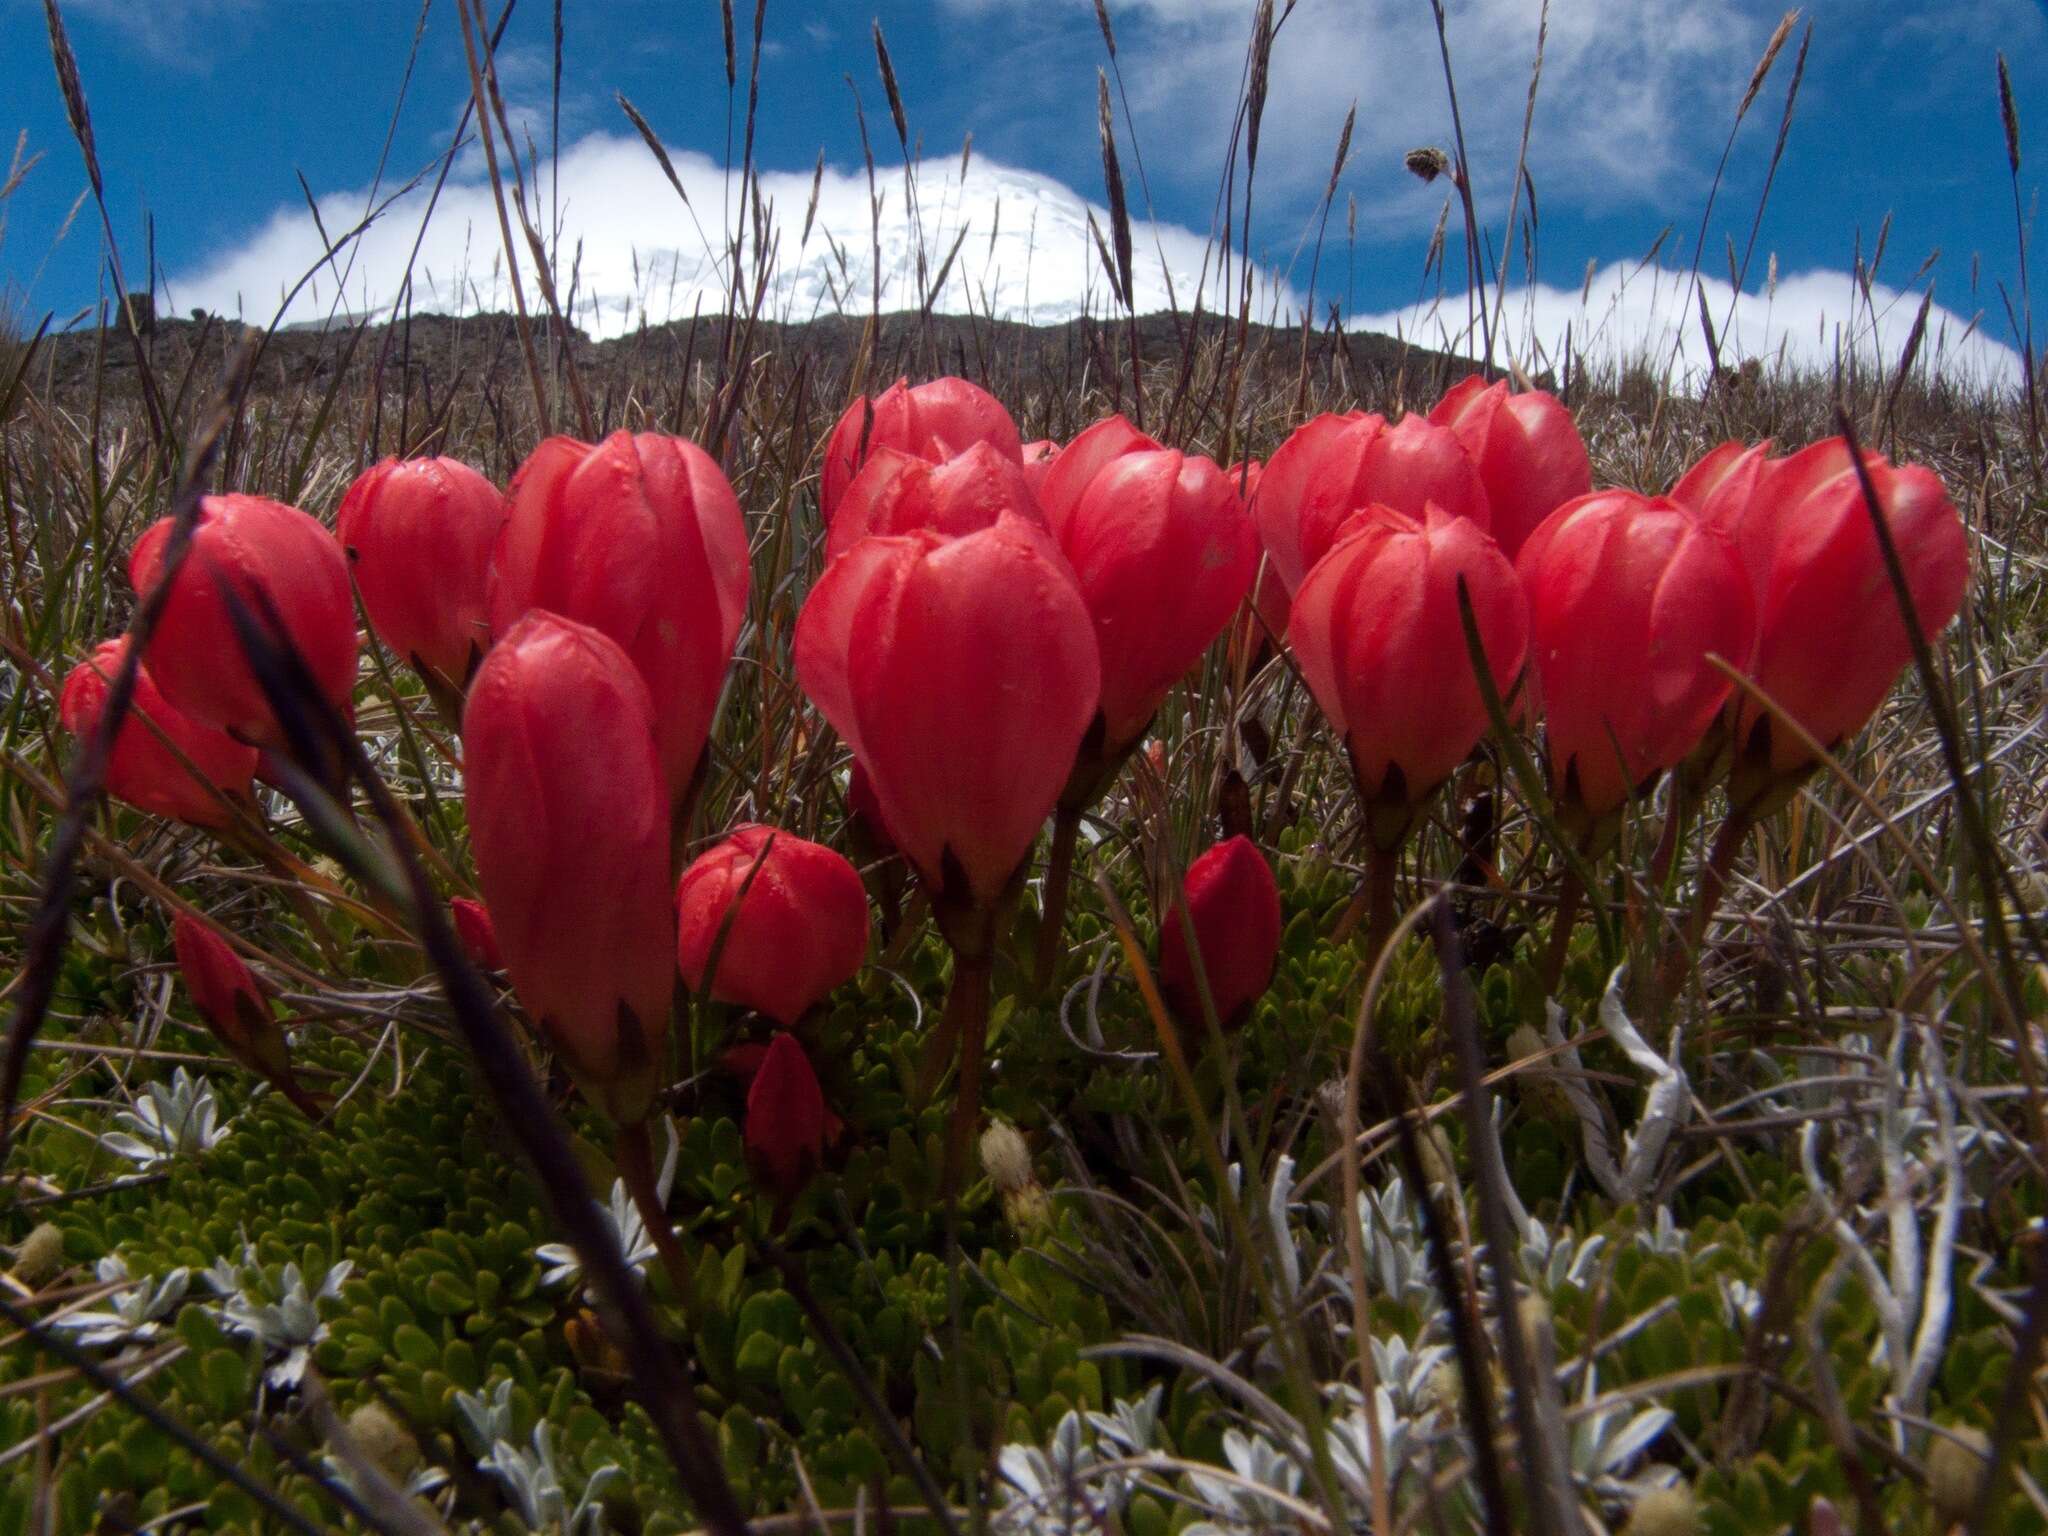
[1668,438,1776,549]
[127,495,359,747]
[824,441,1044,560]
[1428,377,1591,558]
[59,639,257,828]
[489,431,749,802]
[1288,503,1526,844]
[821,376,1022,525]
[462,612,676,1125]
[1035,417,1256,752]
[1255,412,1490,597]
[676,824,870,1024]
[1223,459,1292,668]
[335,457,508,689]
[450,897,504,971]
[1713,439,1970,775]
[1517,490,1756,818]
[1157,836,1282,1031]
[794,512,1100,913]
[745,1031,827,1205]
[172,911,318,1114]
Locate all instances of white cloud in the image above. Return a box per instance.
[164,128,2022,394]
[165,131,1301,336]
[948,0,1766,226]
[52,0,260,68]
[1355,261,2023,390]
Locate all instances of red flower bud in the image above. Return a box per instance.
[1288,504,1526,841]
[1716,439,1970,774]
[1020,438,1060,497]
[1256,411,1490,597]
[462,612,675,1125]
[745,1031,827,1205]
[824,441,1045,559]
[1669,438,1775,544]
[59,639,257,828]
[821,376,1023,524]
[173,911,271,1053]
[335,457,509,689]
[127,494,359,747]
[795,512,1100,911]
[1157,836,1282,1031]
[450,897,504,971]
[676,824,870,1025]
[1037,418,1257,751]
[1517,490,1755,817]
[172,911,314,1112]
[1428,377,1591,559]
[489,431,749,802]
[1032,413,1158,529]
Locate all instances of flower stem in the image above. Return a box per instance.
[1032,806,1082,993]
[940,953,994,1200]
[1655,800,1759,1009]
[614,1120,694,1304]
[1365,845,1399,971]
[1337,843,1402,969]
[1648,773,1690,890]
[1539,867,1584,1000]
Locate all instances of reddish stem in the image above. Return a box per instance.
[940,954,994,1200]
[1032,807,1083,993]
[1539,868,1584,1000]
[1368,845,1400,969]
[1655,802,1759,1009]
[615,1120,694,1303]
[1648,775,1689,890]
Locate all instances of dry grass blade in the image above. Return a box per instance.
[1671,8,1799,387]
[1998,51,2022,178]
[1996,52,2039,457]
[1097,70,1134,312]
[872,21,909,154]
[1968,1240,2048,1530]
[1369,1023,1513,1536]
[1739,10,1799,120]
[1432,901,1576,1536]
[40,0,168,454]
[619,93,693,207]
[1338,896,1436,1536]
[752,1234,964,1536]
[40,0,99,197]
[453,0,553,434]
[1880,284,1934,438]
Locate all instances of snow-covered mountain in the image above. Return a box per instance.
[173,130,2021,389]
[172,134,1302,340]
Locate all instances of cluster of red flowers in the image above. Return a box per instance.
[59,372,1970,1211]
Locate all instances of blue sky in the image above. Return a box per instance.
[2,0,2044,380]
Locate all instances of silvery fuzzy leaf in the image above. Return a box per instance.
[1088,1384,1164,1454]
[97,1069,232,1167]
[535,1118,678,1292]
[455,1379,519,1460]
[1267,1154,1301,1300]
[52,1256,190,1347]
